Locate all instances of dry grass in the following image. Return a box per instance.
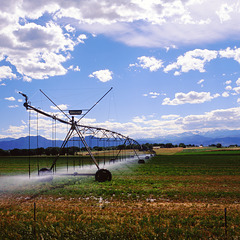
[153,147,184,155]
[1,194,239,239]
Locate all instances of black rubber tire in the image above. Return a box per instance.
[38,168,52,176]
[95,169,112,182]
[38,168,53,181]
[138,159,145,164]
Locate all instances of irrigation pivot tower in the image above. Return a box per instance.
[19,89,141,182]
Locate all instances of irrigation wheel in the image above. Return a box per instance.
[38,168,53,181]
[138,159,145,164]
[95,169,112,182]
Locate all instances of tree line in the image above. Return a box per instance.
[0,142,235,156]
[0,144,140,156]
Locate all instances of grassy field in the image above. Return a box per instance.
[1,149,240,239]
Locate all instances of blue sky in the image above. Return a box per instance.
[1,0,240,140]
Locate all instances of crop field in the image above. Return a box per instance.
[1,149,240,239]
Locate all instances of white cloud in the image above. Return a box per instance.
[5,96,16,101]
[130,56,163,72]
[174,71,181,76]
[164,49,218,74]
[65,24,75,32]
[68,65,80,72]
[143,91,165,98]
[0,0,240,53]
[161,114,180,120]
[50,104,69,111]
[73,66,80,72]
[53,0,240,48]
[233,86,240,94]
[219,47,240,64]
[132,115,146,123]
[8,105,19,108]
[149,92,160,99]
[5,125,27,134]
[0,3,85,81]
[77,34,87,43]
[162,91,219,105]
[5,105,240,140]
[23,76,32,82]
[178,107,240,132]
[1,1,240,84]
[225,85,232,91]
[197,79,204,84]
[0,66,17,80]
[216,3,234,23]
[236,78,240,86]
[225,80,232,85]
[1,22,74,80]
[89,69,113,82]
[222,92,229,97]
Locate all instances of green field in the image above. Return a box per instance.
[1,150,240,239]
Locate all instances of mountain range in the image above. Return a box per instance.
[136,130,240,146]
[1,130,240,150]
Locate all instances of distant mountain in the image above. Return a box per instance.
[136,130,240,146]
[0,135,116,150]
[0,136,63,150]
[0,137,15,142]
[1,130,240,150]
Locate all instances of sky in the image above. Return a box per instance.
[1,0,240,141]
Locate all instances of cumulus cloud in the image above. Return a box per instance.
[216,3,234,23]
[162,91,220,105]
[219,47,240,64]
[178,107,240,132]
[233,86,240,94]
[143,92,165,99]
[89,69,113,82]
[77,34,87,44]
[197,79,204,85]
[149,92,160,98]
[50,104,69,111]
[5,105,240,140]
[225,85,232,91]
[225,80,232,85]
[23,76,32,82]
[0,4,86,81]
[222,92,229,97]
[5,125,27,134]
[161,114,180,120]
[164,49,218,74]
[5,96,16,101]
[65,24,75,32]
[52,0,240,48]
[68,65,80,72]
[1,0,240,83]
[2,0,239,57]
[8,105,19,108]
[236,78,240,86]
[0,66,17,80]
[0,22,74,79]
[130,56,163,72]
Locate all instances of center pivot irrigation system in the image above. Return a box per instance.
[19,88,143,182]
